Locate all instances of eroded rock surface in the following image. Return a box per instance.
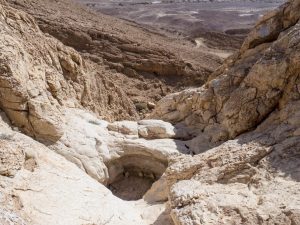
[49,108,189,183]
[0,0,299,225]
[151,0,300,153]
[6,0,223,114]
[0,0,137,136]
[149,0,300,224]
[0,2,176,224]
[0,113,169,225]
[167,100,300,225]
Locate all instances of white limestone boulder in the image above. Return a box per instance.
[108,120,138,136]
[138,119,177,139]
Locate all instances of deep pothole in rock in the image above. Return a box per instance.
[106,155,167,201]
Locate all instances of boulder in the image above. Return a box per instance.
[138,120,177,139]
[108,121,138,136]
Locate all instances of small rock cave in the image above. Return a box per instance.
[106,155,167,201]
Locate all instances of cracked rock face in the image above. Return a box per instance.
[167,102,300,224]
[150,0,300,224]
[151,0,300,153]
[0,1,137,143]
[0,0,300,225]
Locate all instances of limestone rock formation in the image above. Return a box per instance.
[151,0,300,152]
[0,3,189,223]
[167,100,300,224]
[0,0,138,142]
[0,114,24,177]
[138,120,177,139]
[0,111,169,225]
[49,108,189,183]
[108,120,139,136]
[150,0,300,224]
[0,0,300,224]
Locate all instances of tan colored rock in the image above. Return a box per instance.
[147,102,156,110]
[0,6,180,223]
[241,0,300,52]
[0,0,300,225]
[108,120,138,136]
[152,0,300,224]
[151,0,300,151]
[0,140,25,177]
[144,176,169,203]
[167,105,300,224]
[28,99,64,142]
[0,1,137,143]
[6,0,223,115]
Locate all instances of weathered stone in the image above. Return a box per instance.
[108,121,138,136]
[0,0,300,225]
[0,141,25,177]
[138,120,177,139]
